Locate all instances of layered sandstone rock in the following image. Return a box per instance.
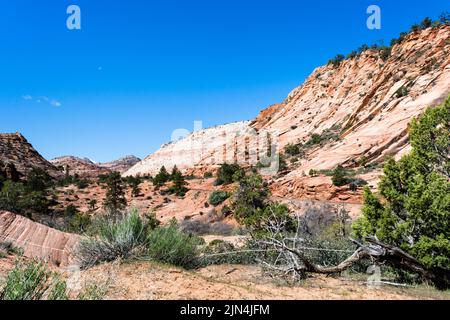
[0,133,62,178]
[0,211,80,266]
[125,26,450,198]
[254,26,450,171]
[259,26,450,198]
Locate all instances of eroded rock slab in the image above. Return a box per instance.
[0,211,79,266]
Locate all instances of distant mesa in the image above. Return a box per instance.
[50,155,141,178]
[99,155,141,174]
[50,156,111,179]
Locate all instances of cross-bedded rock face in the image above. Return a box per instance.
[125,26,450,189]
[254,26,450,170]
[0,211,79,266]
[255,26,450,198]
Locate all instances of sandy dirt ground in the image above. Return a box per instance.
[1,253,449,300]
[66,261,450,300]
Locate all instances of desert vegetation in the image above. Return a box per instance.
[0,166,55,219]
[19,97,447,292]
[208,191,231,206]
[353,97,449,272]
[0,260,106,300]
[329,13,450,68]
[283,124,341,162]
[256,96,450,289]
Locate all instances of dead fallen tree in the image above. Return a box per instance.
[257,213,450,290]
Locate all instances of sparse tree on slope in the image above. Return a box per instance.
[103,172,127,215]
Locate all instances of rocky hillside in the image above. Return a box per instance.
[50,156,111,179]
[125,26,450,186]
[0,133,62,178]
[259,25,450,198]
[99,155,141,174]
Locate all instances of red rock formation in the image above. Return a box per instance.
[125,26,450,202]
[0,133,62,178]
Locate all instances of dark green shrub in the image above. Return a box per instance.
[348,178,368,191]
[88,199,97,211]
[307,133,322,146]
[439,12,450,25]
[379,46,392,61]
[25,168,54,192]
[395,86,409,98]
[203,172,213,179]
[278,155,288,172]
[0,181,51,218]
[65,204,79,216]
[167,167,188,197]
[420,17,433,29]
[285,143,301,156]
[126,176,141,197]
[209,191,231,206]
[75,178,90,189]
[331,165,350,187]
[69,212,91,234]
[215,163,244,186]
[0,181,25,213]
[221,205,232,217]
[153,166,170,187]
[232,173,269,226]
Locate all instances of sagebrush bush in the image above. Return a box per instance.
[0,260,108,300]
[147,221,201,269]
[77,210,150,268]
[0,261,67,300]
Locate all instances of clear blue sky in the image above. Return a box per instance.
[0,0,448,162]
